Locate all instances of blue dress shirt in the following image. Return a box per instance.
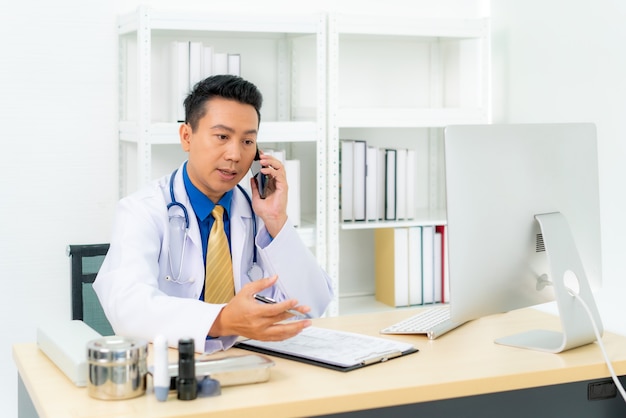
[182,163,233,302]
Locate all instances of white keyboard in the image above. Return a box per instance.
[380,305,464,340]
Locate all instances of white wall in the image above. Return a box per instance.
[5,0,626,416]
[1,1,119,416]
[490,0,626,335]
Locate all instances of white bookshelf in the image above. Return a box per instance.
[117,6,327,260]
[116,7,491,318]
[326,13,491,316]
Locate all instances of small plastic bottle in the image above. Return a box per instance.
[153,335,169,402]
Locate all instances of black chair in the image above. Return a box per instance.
[67,243,114,336]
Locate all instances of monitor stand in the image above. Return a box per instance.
[495,212,603,353]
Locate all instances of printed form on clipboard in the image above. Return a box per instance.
[236,327,418,372]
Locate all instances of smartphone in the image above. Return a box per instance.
[251,148,270,199]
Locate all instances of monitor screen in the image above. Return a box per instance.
[444,123,603,352]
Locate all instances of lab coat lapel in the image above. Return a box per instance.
[231,187,255,292]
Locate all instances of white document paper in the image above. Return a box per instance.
[240,326,416,369]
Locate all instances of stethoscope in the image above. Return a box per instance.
[165,168,263,284]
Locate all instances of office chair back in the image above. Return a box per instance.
[67,243,114,336]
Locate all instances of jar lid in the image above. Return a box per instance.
[87,336,148,363]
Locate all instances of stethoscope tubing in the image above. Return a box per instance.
[166,168,259,284]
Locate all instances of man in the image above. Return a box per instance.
[94,75,333,353]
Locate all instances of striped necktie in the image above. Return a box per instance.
[204,205,234,303]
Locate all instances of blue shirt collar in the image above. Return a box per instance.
[182,162,233,222]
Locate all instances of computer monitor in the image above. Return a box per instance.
[444,123,603,353]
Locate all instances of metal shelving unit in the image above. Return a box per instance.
[116,7,491,317]
[326,13,491,316]
[117,6,327,262]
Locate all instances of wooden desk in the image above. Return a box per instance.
[14,308,626,418]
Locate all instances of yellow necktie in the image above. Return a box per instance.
[204,205,234,303]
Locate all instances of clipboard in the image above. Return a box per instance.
[235,326,418,372]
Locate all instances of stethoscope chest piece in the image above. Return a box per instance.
[164,275,195,284]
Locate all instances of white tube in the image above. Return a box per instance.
[153,335,170,402]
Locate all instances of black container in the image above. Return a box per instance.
[177,338,197,400]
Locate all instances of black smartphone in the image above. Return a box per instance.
[251,148,270,199]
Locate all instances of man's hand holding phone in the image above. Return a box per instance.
[251,148,273,199]
[249,148,289,238]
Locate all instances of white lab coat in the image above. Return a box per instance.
[94,162,333,353]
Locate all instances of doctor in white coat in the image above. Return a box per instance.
[94,75,333,353]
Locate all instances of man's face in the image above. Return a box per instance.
[180,97,258,203]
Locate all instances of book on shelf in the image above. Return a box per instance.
[374,224,447,308]
[434,230,443,303]
[338,139,420,223]
[420,224,448,305]
[365,145,379,221]
[406,149,416,220]
[375,228,409,307]
[285,159,301,228]
[202,45,213,79]
[340,139,366,222]
[213,52,228,75]
[170,40,190,123]
[421,225,435,304]
[395,148,407,220]
[436,225,449,303]
[353,140,366,221]
[189,41,204,89]
[340,140,354,222]
[390,147,417,221]
[227,53,241,76]
[408,226,423,305]
[168,41,243,122]
[376,148,386,221]
[384,148,397,221]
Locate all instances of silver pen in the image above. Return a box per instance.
[253,294,303,316]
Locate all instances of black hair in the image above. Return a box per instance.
[183,74,263,131]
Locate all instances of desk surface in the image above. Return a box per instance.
[14,308,626,418]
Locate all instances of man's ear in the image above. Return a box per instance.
[179,123,192,152]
